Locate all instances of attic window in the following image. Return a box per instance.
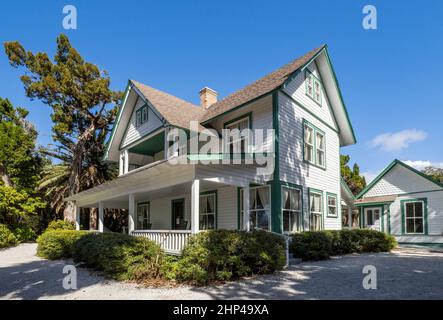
[305,70,322,105]
[136,105,149,127]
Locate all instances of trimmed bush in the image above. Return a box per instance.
[36,230,88,259]
[72,232,164,280]
[13,227,37,242]
[0,224,18,249]
[45,219,75,232]
[290,229,397,261]
[172,230,285,285]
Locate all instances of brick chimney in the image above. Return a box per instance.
[199,87,218,109]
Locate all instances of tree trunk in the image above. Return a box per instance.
[89,207,98,230]
[63,201,77,223]
[0,163,14,187]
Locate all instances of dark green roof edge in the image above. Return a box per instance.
[356,159,443,199]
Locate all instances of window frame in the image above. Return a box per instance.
[223,113,252,155]
[135,105,149,127]
[199,191,217,230]
[238,185,271,231]
[326,192,338,218]
[309,188,324,231]
[305,70,322,106]
[303,120,326,169]
[401,198,427,235]
[135,201,151,230]
[281,184,303,234]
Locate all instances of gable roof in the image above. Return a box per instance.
[356,159,443,199]
[131,80,207,132]
[199,45,325,123]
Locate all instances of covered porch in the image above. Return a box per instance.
[66,158,271,254]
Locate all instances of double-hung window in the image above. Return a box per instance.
[403,199,426,234]
[224,116,250,155]
[309,190,323,231]
[282,186,302,233]
[136,202,150,230]
[239,186,271,231]
[305,70,322,105]
[199,192,216,230]
[136,105,149,127]
[303,121,326,168]
[327,193,337,217]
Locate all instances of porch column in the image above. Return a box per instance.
[119,151,124,176]
[128,193,135,234]
[243,184,250,231]
[348,207,352,228]
[124,149,129,174]
[98,201,104,233]
[75,205,80,231]
[191,179,200,234]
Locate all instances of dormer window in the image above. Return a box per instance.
[136,105,149,127]
[305,70,322,105]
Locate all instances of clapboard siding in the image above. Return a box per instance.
[121,97,163,149]
[137,186,238,230]
[278,90,341,230]
[389,191,443,236]
[364,165,441,197]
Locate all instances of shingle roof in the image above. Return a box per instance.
[199,45,325,122]
[131,80,207,132]
[354,195,397,205]
[131,45,325,128]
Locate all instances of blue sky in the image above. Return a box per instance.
[1,0,442,181]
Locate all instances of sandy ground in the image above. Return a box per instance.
[1,243,443,300]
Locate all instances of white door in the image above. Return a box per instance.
[364,207,381,231]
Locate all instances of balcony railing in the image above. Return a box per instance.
[131,230,192,255]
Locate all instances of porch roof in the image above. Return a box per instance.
[354,195,397,206]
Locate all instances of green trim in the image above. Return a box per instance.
[356,159,443,199]
[355,201,394,207]
[302,119,326,170]
[400,198,428,235]
[223,112,253,129]
[237,187,241,230]
[308,188,324,230]
[271,91,282,233]
[200,190,218,230]
[128,131,165,156]
[341,177,355,200]
[103,81,132,161]
[280,90,338,134]
[171,198,185,230]
[281,182,304,233]
[304,69,322,107]
[387,205,391,234]
[325,192,338,218]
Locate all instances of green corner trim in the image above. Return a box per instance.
[271,91,282,233]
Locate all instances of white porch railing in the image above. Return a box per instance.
[131,230,192,255]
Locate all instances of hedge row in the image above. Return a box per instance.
[0,224,19,249]
[290,229,397,261]
[36,229,286,285]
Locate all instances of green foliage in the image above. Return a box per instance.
[4,35,121,217]
[13,227,36,242]
[290,229,397,261]
[341,154,367,195]
[172,230,286,285]
[0,186,46,227]
[73,233,164,280]
[36,230,88,259]
[45,219,75,232]
[0,224,18,248]
[422,166,443,184]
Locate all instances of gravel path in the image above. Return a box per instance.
[1,243,443,300]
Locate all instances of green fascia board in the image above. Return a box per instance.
[355,201,394,207]
[340,177,355,200]
[356,159,443,199]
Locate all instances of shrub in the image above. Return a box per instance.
[291,231,332,261]
[13,227,36,242]
[36,230,88,259]
[174,230,285,285]
[72,233,164,281]
[45,219,75,232]
[0,224,18,249]
[290,229,397,261]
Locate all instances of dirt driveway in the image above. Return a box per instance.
[1,243,442,300]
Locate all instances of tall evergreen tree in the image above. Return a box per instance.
[340,154,367,195]
[4,34,121,220]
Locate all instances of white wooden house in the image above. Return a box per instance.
[354,160,443,244]
[65,45,357,254]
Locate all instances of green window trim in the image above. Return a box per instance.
[303,119,326,170]
[281,182,304,233]
[223,112,253,155]
[308,188,324,231]
[237,183,273,232]
[135,104,149,127]
[401,198,428,235]
[170,198,185,230]
[305,69,322,106]
[326,192,338,218]
[200,190,218,230]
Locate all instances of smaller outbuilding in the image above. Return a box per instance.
[353,159,443,245]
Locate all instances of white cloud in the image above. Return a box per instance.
[361,171,379,183]
[403,160,443,170]
[369,129,427,152]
